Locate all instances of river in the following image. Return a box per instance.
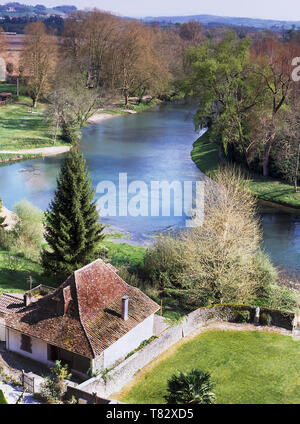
[0,102,299,272]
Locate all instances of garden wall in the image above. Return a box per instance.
[76,304,294,398]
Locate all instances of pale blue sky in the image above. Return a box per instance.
[12,0,300,20]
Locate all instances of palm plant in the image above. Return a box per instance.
[165,369,215,404]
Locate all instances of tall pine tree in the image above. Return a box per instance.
[42,146,104,276]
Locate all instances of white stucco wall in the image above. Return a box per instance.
[0,58,5,82]
[0,317,5,341]
[102,314,155,369]
[6,328,48,364]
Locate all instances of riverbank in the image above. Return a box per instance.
[191,131,300,209]
[0,146,72,162]
[0,81,160,163]
[0,84,67,152]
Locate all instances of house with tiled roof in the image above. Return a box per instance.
[0,260,160,377]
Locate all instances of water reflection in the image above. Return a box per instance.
[260,200,300,271]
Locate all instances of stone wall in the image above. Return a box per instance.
[66,386,123,404]
[78,306,235,398]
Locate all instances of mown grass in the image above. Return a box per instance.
[247,178,300,208]
[192,131,300,208]
[0,83,66,151]
[120,330,300,404]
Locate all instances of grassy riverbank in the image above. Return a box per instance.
[0,83,159,157]
[0,152,42,164]
[101,99,161,116]
[192,131,300,208]
[120,330,300,404]
[0,83,67,151]
[0,233,146,295]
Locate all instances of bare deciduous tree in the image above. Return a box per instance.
[0,26,6,54]
[144,168,275,306]
[181,167,264,304]
[251,38,300,176]
[273,88,300,192]
[21,22,57,107]
[46,64,102,143]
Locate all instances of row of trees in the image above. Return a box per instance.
[183,30,300,182]
[17,10,300,166]
[14,11,193,143]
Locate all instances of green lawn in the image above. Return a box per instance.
[0,248,45,294]
[120,330,300,404]
[0,83,66,151]
[192,131,300,208]
[247,178,300,208]
[191,130,219,176]
[0,236,146,294]
[103,238,145,271]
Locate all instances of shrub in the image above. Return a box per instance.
[233,309,251,323]
[165,369,215,404]
[40,360,71,404]
[0,228,14,251]
[264,284,297,312]
[252,251,278,297]
[6,62,14,75]
[260,312,272,326]
[143,235,185,289]
[13,200,44,261]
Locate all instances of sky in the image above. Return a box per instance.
[9,0,300,21]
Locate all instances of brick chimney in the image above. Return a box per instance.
[23,292,32,307]
[122,296,129,321]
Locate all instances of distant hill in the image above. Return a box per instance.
[0,2,77,18]
[141,14,300,30]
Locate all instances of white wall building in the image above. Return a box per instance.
[0,260,160,376]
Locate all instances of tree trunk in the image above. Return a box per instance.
[262,140,272,177]
[294,141,300,193]
[53,120,59,144]
[237,118,250,169]
[262,122,276,177]
[124,89,129,107]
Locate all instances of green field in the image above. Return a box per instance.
[192,132,300,208]
[0,83,66,151]
[0,248,45,295]
[120,330,300,404]
[104,240,145,271]
[0,234,146,294]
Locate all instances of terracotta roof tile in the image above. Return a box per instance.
[0,293,24,316]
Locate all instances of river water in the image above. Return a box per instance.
[0,102,299,271]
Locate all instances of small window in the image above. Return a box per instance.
[20,334,32,353]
